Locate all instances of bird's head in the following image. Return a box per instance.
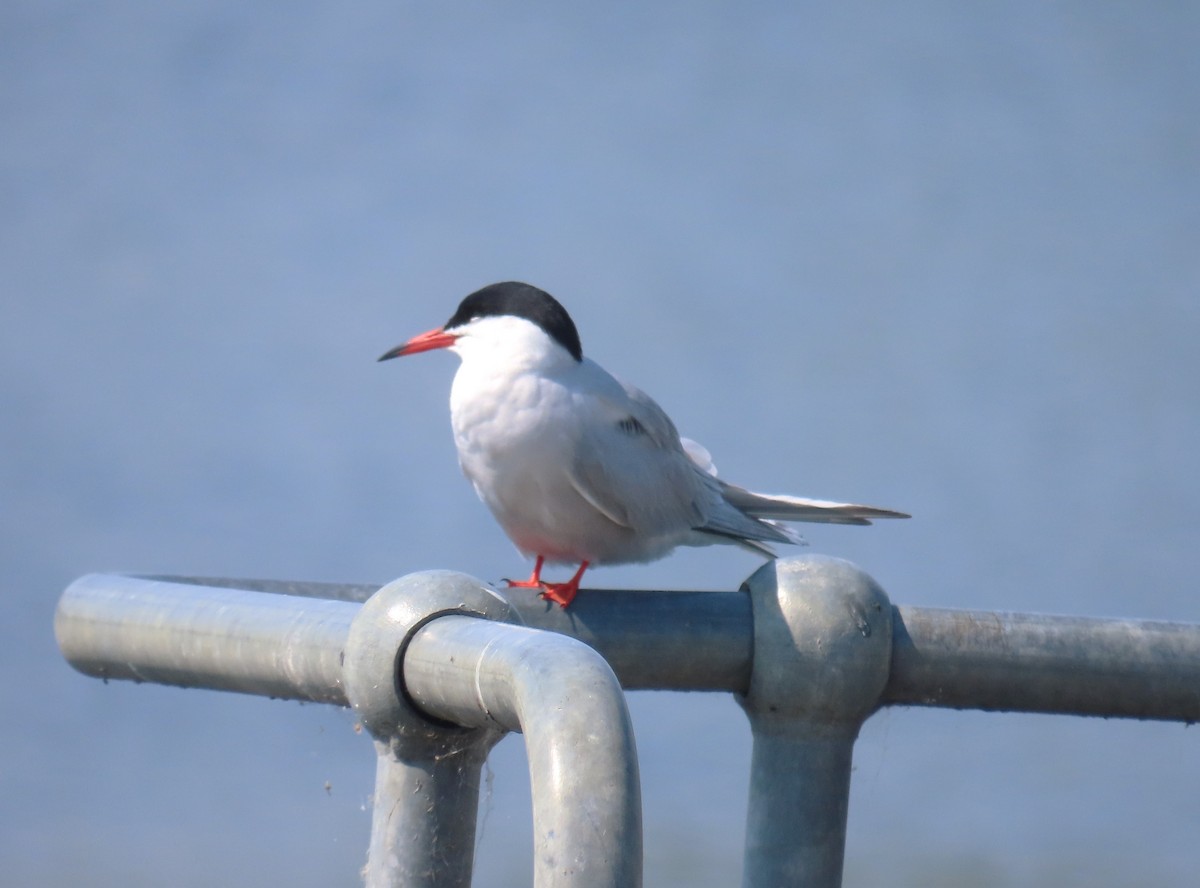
[378,281,583,367]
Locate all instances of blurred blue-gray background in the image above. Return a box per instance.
[4,3,1197,885]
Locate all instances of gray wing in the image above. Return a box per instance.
[565,368,907,550]
[567,378,797,549]
[567,379,710,537]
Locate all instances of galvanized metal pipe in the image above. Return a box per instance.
[55,573,358,705]
[741,721,859,886]
[56,573,1200,723]
[886,606,1200,720]
[340,572,517,888]
[404,615,643,888]
[364,734,498,888]
[54,565,1200,888]
[737,557,894,888]
[504,589,752,691]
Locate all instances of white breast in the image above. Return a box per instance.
[451,371,611,561]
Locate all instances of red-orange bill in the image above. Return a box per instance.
[377,327,458,361]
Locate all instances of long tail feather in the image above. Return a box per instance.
[719,482,910,525]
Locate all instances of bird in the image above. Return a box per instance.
[379,281,908,608]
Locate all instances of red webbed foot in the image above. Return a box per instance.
[536,561,589,609]
[504,555,547,589]
[504,557,590,609]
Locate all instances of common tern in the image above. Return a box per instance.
[379,281,908,607]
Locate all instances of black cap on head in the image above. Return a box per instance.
[445,282,583,361]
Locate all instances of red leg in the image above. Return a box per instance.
[539,561,590,609]
[504,555,545,589]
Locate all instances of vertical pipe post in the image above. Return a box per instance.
[342,571,516,888]
[740,720,862,886]
[737,556,893,888]
[365,735,497,888]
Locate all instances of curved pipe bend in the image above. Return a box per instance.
[404,615,643,888]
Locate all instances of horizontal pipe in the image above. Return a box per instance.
[136,574,379,603]
[405,615,643,888]
[55,574,1200,723]
[886,606,1200,720]
[504,588,753,692]
[55,574,357,705]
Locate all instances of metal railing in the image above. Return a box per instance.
[54,555,1200,887]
